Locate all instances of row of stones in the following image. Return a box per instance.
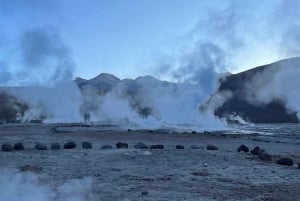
[237,144,300,168]
[1,142,218,151]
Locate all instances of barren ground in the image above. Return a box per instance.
[0,124,300,201]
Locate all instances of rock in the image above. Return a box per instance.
[250,146,260,155]
[141,191,148,195]
[150,145,164,149]
[64,142,76,149]
[206,144,218,151]
[176,145,184,149]
[2,143,13,152]
[35,143,47,150]
[116,142,128,149]
[101,145,112,149]
[51,142,61,150]
[127,129,132,132]
[14,142,25,150]
[258,150,272,161]
[191,131,197,134]
[134,142,148,149]
[276,158,293,166]
[237,144,249,152]
[298,163,300,169]
[191,145,203,149]
[82,142,92,149]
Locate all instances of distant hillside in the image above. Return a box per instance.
[215,57,300,123]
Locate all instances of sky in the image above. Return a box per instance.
[0,0,300,83]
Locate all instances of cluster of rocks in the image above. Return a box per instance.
[237,144,299,168]
[0,141,220,152]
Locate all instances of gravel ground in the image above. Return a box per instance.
[0,124,300,201]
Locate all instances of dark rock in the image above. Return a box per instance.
[298,162,300,169]
[2,143,13,152]
[250,146,260,155]
[276,158,293,166]
[191,131,197,134]
[35,143,47,150]
[82,142,92,149]
[14,142,25,150]
[116,142,128,149]
[101,145,112,149]
[150,145,164,149]
[51,142,61,150]
[191,145,203,149]
[206,144,218,151]
[258,150,272,161]
[148,130,154,133]
[142,191,148,196]
[64,142,76,149]
[134,142,148,149]
[237,144,249,152]
[127,129,132,132]
[176,145,184,149]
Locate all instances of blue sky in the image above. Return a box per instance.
[0,0,300,83]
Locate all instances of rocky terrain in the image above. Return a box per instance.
[1,124,300,201]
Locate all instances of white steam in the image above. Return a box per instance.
[0,170,94,201]
[245,59,300,118]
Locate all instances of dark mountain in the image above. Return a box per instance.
[214,57,300,123]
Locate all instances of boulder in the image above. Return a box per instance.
[250,146,260,155]
[101,145,113,149]
[2,143,13,152]
[237,144,249,153]
[206,144,218,151]
[276,158,293,166]
[14,142,25,150]
[134,142,148,149]
[82,142,92,149]
[51,142,61,150]
[64,142,76,149]
[116,142,128,149]
[150,145,164,149]
[176,145,184,149]
[35,143,47,150]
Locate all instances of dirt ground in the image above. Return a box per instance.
[0,124,300,201]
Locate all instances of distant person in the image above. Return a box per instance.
[84,112,90,123]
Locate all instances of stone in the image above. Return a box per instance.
[150,144,164,149]
[191,145,203,149]
[101,145,112,149]
[298,162,300,169]
[142,191,148,195]
[206,144,218,151]
[176,145,184,149]
[51,142,61,150]
[116,142,128,149]
[2,143,13,152]
[250,146,260,155]
[14,142,25,150]
[237,144,249,152]
[82,142,92,149]
[276,158,293,166]
[64,142,76,149]
[258,150,272,161]
[35,143,47,150]
[134,142,148,149]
